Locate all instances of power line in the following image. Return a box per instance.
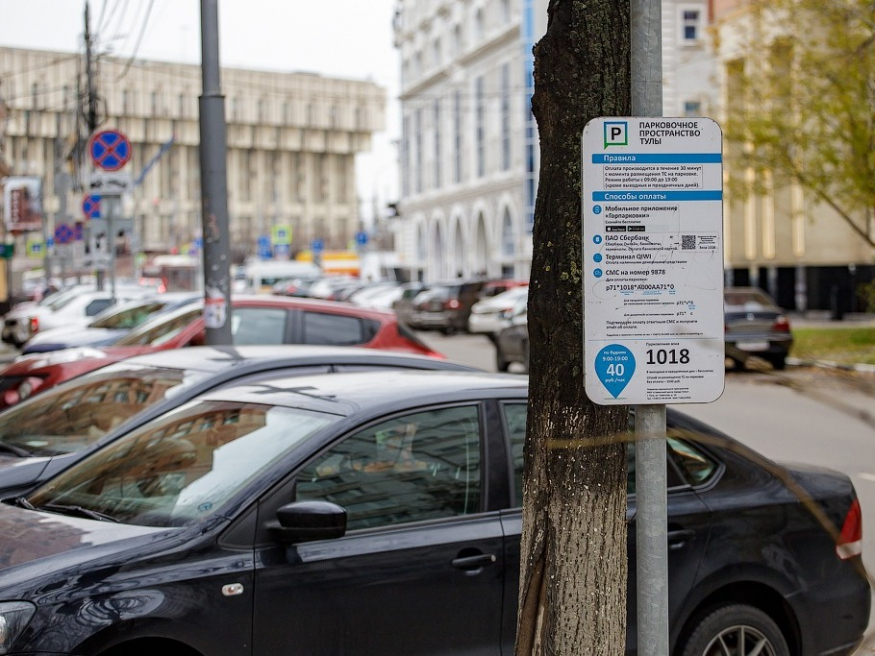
[116,0,156,81]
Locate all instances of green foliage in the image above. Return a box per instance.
[721,0,875,248]
[792,325,875,365]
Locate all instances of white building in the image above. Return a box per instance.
[0,46,385,267]
[392,0,717,282]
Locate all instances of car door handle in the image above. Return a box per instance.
[452,553,497,570]
[667,529,696,550]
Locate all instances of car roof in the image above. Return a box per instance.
[117,345,477,374]
[194,369,527,416]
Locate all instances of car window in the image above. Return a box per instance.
[85,299,114,316]
[665,436,718,486]
[27,400,336,527]
[91,302,165,329]
[0,364,205,457]
[724,289,775,309]
[232,307,288,344]
[296,405,482,531]
[502,403,528,507]
[506,405,710,505]
[117,308,202,346]
[301,311,369,346]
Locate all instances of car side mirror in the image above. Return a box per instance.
[272,500,347,544]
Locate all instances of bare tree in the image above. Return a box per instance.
[515,1,632,654]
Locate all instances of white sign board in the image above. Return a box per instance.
[89,171,132,196]
[582,117,725,405]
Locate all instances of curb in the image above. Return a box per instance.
[788,357,875,375]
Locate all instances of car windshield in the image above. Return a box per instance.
[115,305,202,346]
[90,301,166,329]
[0,363,211,457]
[26,400,336,527]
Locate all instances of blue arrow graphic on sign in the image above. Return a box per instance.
[595,345,636,399]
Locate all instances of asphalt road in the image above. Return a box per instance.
[421,330,875,652]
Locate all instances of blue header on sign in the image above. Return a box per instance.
[592,153,722,164]
[593,190,723,202]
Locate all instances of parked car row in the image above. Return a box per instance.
[397,278,528,335]
[0,294,443,410]
[0,361,864,654]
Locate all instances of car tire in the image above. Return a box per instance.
[769,355,786,371]
[679,603,789,656]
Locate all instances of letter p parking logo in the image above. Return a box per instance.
[604,121,628,148]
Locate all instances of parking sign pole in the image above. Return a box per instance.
[631,1,668,655]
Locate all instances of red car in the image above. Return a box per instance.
[0,295,443,409]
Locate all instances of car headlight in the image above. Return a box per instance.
[0,601,36,653]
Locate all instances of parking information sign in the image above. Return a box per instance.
[582,117,725,405]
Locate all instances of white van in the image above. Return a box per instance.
[240,260,323,293]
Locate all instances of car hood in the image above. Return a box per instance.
[0,503,177,596]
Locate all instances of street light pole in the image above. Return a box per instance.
[198,0,233,344]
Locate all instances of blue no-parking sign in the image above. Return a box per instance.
[90,129,132,171]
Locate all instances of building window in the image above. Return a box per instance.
[402,116,410,197]
[501,0,511,23]
[453,25,463,54]
[414,109,423,194]
[329,105,338,128]
[318,153,329,203]
[258,98,266,123]
[433,99,442,189]
[178,94,186,118]
[475,76,485,177]
[475,8,484,39]
[680,8,701,43]
[337,155,348,203]
[432,38,441,67]
[683,100,702,116]
[501,63,511,171]
[453,90,462,184]
[307,104,316,127]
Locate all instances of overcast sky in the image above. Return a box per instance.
[0,0,401,221]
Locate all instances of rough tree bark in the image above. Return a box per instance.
[515,1,631,654]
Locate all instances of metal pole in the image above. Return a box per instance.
[631,1,668,655]
[198,0,233,344]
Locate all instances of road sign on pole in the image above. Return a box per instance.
[89,129,132,171]
[582,116,725,405]
[82,194,101,220]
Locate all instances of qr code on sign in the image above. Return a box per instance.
[681,235,696,250]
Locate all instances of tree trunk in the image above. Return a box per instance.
[515,1,631,655]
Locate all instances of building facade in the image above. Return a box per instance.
[0,46,385,272]
[391,0,717,283]
[711,0,875,313]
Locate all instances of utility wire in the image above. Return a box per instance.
[115,0,156,81]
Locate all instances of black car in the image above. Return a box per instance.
[0,345,476,498]
[723,287,794,370]
[408,279,489,333]
[0,370,867,655]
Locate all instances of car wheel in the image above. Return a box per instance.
[679,604,789,656]
[768,355,786,371]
